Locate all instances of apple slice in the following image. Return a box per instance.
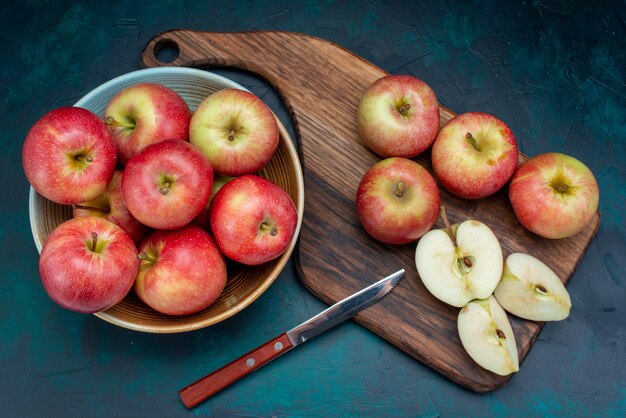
[494,253,571,321]
[415,213,503,307]
[458,296,519,376]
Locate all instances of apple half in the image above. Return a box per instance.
[494,253,572,321]
[458,295,519,376]
[415,218,503,307]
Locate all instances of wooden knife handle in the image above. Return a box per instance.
[179,333,294,409]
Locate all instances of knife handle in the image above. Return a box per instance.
[179,333,294,408]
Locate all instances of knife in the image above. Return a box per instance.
[179,269,405,408]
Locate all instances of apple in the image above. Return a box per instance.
[494,253,572,321]
[210,175,298,265]
[508,152,599,239]
[22,107,117,205]
[192,174,234,230]
[189,88,279,176]
[356,74,440,158]
[415,211,503,307]
[431,112,518,199]
[355,157,440,244]
[73,170,150,244]
[122,140,213,230]
[39,216,139,314]
[458,295,519,376]
[104,82,191,164]
[135,225,227,316]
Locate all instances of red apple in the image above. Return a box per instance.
[73,170,150,244]
[189,89,279,176]
[509,152,599,239]
[104,82,191,164]
[210,175,298,265]
[22,107,117,204]
[356,157,440,244]
[192,174,235,230]
[39,216,139,314]
[431,112,518,199]
[122,140,213,230]
[356,74,440,158]
[134,225,227,316]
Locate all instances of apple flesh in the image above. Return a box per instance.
[494,253,571,321]
[135,225,227,316]
[356,157,440,244]
[431,112,518,199]
[73,170,150,244]
[509,152,599,239]
[39,216,139,314]
[190,89,279,176]
[415,217,503,307]
[357,74,440,158]
[210,175,298,265]
[122,140,213,230]
[458,296,519,376]
[22,107,117,204]
[104,82,191,164]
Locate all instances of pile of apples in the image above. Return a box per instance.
[354,75,599,376]
[23,83,298,316]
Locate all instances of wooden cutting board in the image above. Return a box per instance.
[140,30,599,392]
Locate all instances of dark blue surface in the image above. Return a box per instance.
[1,1,624,416]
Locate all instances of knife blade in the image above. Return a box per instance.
[179,269,405,409]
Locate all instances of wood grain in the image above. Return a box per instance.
[140,30,599,392]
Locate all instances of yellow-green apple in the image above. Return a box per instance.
[508,152,599,239]
[415,214,503,307]
[192,174,234,230]
[431,112,518,199]
[457,295,519,376]
[122,140,213,230]
[104,82,191,164]
[494,253,571,321]
[210,175,297,265]
[356,74,440,158]
[39,216,139,314]
[22,107,117,204]
[134,225,227,316]
[189,89,279,176]
[355,157,440,244]
[73,170,150,244]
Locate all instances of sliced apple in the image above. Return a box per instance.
[458,296,519,376]
[494,253,571,321]
[415,216,503,307]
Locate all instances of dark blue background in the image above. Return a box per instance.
[2,1,624,416]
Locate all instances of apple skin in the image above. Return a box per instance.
[189,89,279,176]
[356,74,440,158]
[22,107,117,205]
[192,174,234,230]
[210,175,298,265]
[122,140,213,230]
[509,152,599,239]
[73,170,150,244]
[431,112,518,199]
[104,82,191,165]
[39,216,139,314]
[355,157,440,244]
[135,225,227,316]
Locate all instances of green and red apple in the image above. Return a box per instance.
[357,75,440,158]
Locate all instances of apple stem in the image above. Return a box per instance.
[395,181,406,198]
[465,132,480,151]
[138,252,158,263]
[440,206,458,247]
[105,116,135,129]
[228,129,236,141]
[398,103,411,115]
[91,232,98,252]
[73,204,109,214]
[260,222,278,236]
[159,182,170,195]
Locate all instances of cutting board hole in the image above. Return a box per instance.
[154,38,180,63]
